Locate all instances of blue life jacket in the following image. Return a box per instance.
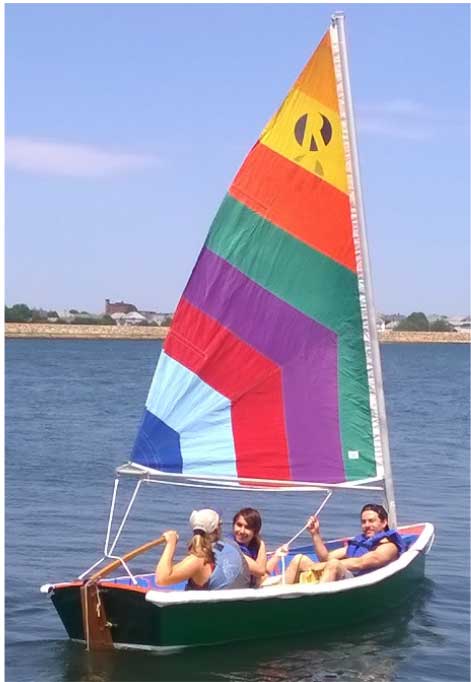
[232,535,259,587]
[186,537,250,591]
[346,529,405,575]
[233,537,258,560]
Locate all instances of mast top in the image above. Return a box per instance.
[331,11,345,26]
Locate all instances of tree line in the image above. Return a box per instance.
[394,312,455,332]
[5,304,116,325]
[5,304,454,332]
[5,304,173,327]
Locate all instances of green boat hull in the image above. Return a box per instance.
[50,552,425,650]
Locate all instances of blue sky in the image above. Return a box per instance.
[5,3,470,316]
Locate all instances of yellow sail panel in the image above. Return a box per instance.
[259,29,347,194]
[260,90,347,194]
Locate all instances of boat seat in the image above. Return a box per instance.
[106,573,187,591]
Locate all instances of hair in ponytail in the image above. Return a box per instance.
[187,528,219,565]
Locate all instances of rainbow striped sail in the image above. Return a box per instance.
[130,22,385,487]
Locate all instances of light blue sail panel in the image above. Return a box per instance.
[142,352,238,478]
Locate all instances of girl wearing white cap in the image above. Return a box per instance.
[155,508,250,590]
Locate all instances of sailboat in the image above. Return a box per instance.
[40,13,434,651]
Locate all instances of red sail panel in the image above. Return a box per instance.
[165,299,291,480]
[230,142,356,272]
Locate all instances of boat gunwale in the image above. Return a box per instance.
[140,522,433,605]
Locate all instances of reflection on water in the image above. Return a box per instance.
[7,580,437,682]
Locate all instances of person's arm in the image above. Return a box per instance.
[266,543,289,574]
[242,540,267,578]
[327,546,348,559]
[155,530,205,586]
[339,541,399,573]
[307,516,347,561]
[265,515,334,575]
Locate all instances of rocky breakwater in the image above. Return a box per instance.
[5,323,169,340]
[379,330,470,344]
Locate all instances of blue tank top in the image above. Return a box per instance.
[208,538,251,589]
[186,538,251,591]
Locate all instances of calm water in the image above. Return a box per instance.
[5,339,470,682]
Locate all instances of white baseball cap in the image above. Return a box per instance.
[189,509,220,534]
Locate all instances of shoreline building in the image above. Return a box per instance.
[104,299,171,326]
[105,299,138,315]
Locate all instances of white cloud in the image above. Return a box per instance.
[6,136,159,177]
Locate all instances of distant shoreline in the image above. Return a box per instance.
[378,330,470,344]
[5,323,168,340]
[4,323,470,343]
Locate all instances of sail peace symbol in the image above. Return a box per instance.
[294,112,333,152]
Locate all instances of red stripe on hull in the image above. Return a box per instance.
[229,142,356,272]
[165,299,291,480]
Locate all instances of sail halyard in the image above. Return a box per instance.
[129,18,391,492]
[330,13,397,526]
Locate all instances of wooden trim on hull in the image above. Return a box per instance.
[80,581,114,650]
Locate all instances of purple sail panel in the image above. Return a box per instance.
[184,247,345,483]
